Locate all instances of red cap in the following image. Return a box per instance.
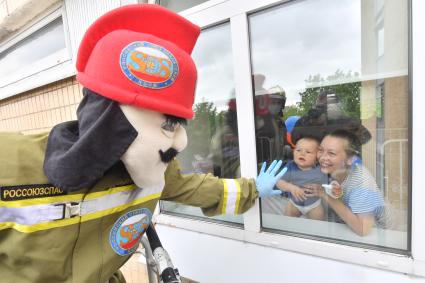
[76,4,201,119]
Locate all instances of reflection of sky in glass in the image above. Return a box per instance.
[249,0,361,106]
[192,23,234,111]
[0,17,66,78]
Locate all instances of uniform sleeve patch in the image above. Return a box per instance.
[109,208,152,256]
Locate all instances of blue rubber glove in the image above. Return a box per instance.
[256,160,288,198]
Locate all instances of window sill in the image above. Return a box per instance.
[262,213,407,251]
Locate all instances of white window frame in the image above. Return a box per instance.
[0,4,74,100]
[149,0,227,14]
[154,0,425,277]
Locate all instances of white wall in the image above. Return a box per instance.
[157,225,425,283]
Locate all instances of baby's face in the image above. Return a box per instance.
[293,138,319,170]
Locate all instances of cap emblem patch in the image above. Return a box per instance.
[120,41,178,89]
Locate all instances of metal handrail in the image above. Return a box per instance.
[378,138,408,208]
[140,236,161,283]
[136,225,181,283]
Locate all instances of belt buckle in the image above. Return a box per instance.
[55,202,81,219]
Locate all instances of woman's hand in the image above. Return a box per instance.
[330,180,343,198]
[290,186,307,202]
[303,183,325,198]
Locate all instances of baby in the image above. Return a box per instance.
[277,136,328,220]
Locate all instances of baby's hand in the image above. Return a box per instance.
[303,183,325,198]
[291,186,307,202]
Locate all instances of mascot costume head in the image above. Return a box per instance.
[44,4,200,191]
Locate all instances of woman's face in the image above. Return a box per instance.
[318,136,351,175]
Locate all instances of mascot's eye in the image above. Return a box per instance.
[161,115,186,138]
[161,120,178,132]
[161,120,180,138]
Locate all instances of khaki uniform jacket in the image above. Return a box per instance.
[0,132,258,283]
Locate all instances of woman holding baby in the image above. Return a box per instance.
[305,129,388,236]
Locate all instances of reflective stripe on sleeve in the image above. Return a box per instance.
[221,179,241,215]
[0,184,162,233]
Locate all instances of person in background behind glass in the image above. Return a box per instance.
[304,129,388,236]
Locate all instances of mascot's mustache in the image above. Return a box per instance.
[159,148,179,163]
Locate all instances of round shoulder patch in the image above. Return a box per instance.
[109,208,152,256]
[120,41,179,89]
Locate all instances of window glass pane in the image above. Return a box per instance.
[251,0,409,250]
[161,23,243,225]
[158,0,210,13]
[0,17,66,78]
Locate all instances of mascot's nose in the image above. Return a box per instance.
[172,125,187,152]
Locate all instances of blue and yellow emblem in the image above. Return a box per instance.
[120,41,179,89]
[109,208,152,256]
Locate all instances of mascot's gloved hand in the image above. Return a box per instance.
[256,160,287,198]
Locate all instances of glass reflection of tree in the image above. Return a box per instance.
[288,69,371,154]
[284,69,361,120]
[180,97,241,178]
[210,98,240,178]
[183,100,220,174]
